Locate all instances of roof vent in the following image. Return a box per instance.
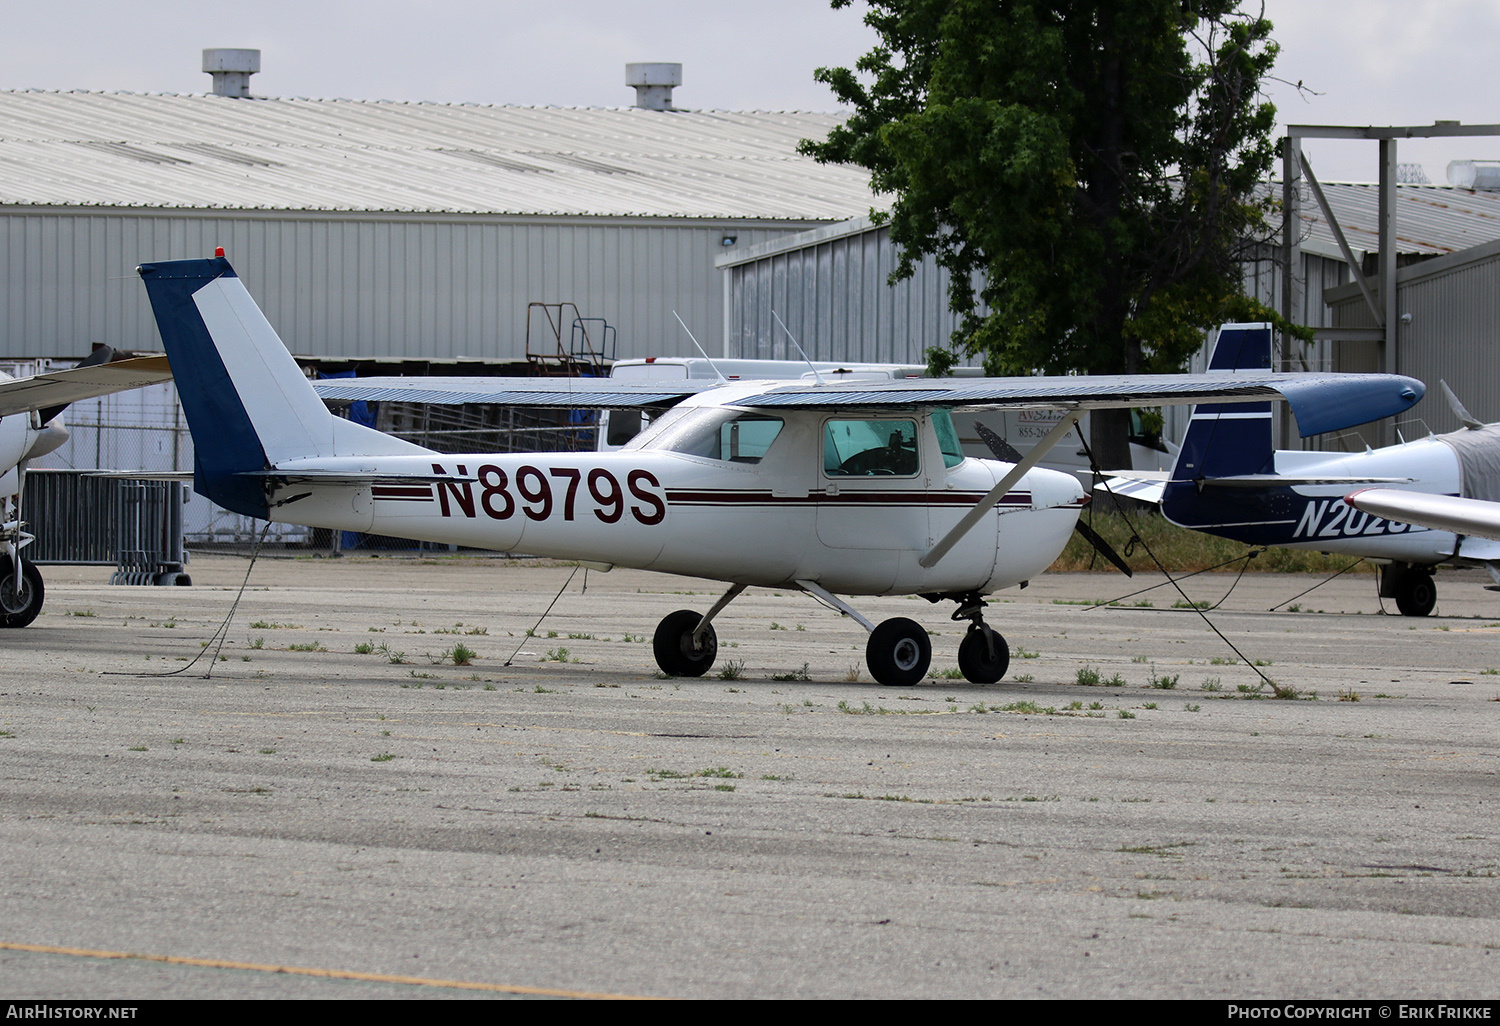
[1447,160,1500,191]
[202,48,261,98]
[626,63,681,111]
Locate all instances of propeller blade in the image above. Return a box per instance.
[974,420,1024,463]
[38,345,116,424]
[1440,379,1484,431]
[1074,519,1133,577]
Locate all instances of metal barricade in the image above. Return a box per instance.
[24,469,190,586]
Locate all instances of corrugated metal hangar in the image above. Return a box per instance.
[0,54,880,542]
[0,65,876,364]
[718,177,1500,446]
[719,182,1500,368]
[1329,234,1500,431]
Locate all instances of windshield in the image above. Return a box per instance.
[931,409,965,469]
[635,406,784,464]
[621,405,694,451]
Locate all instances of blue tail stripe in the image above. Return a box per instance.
[138,257,270,519]
[1207,325,1272,371]
[1163,324,1275,525]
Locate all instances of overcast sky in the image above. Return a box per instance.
[2,0,1496,184]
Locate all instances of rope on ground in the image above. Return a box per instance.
[106,519,273,679]
[1081,550,1262,610]
[504,565,580,666]
[1081,439,1279,689]
[1266,557,1368,612]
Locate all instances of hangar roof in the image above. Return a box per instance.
[0,89,880,221]
[1296,182,1500,258]
[720,181,1500,268]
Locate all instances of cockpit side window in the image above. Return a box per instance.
[824,419,919,477]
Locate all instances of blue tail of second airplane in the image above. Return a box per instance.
[1171,323,1276,480]
[1161,323,1277,533]
[138,255,426,518]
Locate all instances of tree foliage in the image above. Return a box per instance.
[802,0,1281,393]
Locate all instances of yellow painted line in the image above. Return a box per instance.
[0,941,657,1000]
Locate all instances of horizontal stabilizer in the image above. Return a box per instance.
[244,467,477,485]
[1199,474,1417,488]
[1100,470,1169,482]
[1093,477,1166,505]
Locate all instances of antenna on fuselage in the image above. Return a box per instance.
[771,310,825,386]
[672,311,727,384]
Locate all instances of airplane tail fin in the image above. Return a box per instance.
[138,255,422,517]
[1161,323,1275,526]
[1169,323,1276,480]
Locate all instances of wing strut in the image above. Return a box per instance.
[920,409,1082,568]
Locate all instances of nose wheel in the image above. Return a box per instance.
[958,625,1009,684]
[949,592,1009,684]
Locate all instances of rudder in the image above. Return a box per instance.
[1162,323,1275,527]
[139,255,423,518]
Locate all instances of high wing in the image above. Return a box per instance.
[732,376,1419,438]
[312,377,711,410]
[315,370,1423,440]
[0,353,173,419]
[1346,488,1500,543]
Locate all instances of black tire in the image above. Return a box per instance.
[958,627,1009,684]
[866,617,931,686]
[653,609,717,677]
[1394,568,1436,617]
[0,557,44,628]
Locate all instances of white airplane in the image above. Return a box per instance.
[1104,323,1500,617]
[0,347,174,626]
[137,254,1423,684]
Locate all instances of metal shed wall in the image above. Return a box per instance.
[1,208,813,361]
[1329,236,1500,436]
[721,218,961,364]
[723,218,1350,368]
[721,217,1354,451]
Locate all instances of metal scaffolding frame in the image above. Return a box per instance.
[1281,122,1500,444]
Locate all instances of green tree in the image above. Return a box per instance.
[802,0,1280,470]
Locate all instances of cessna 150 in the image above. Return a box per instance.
[1105,323,1500,616]
[0,347,173,626]
[138,254,1423,684]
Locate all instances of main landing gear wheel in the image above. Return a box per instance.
[1394,568,1437,617]
[0,557,43,628]
[958,626,1009,684]
[653,609,718,677]
[866,617,931,686]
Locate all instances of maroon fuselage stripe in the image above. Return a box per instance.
[662,489,1036,507]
